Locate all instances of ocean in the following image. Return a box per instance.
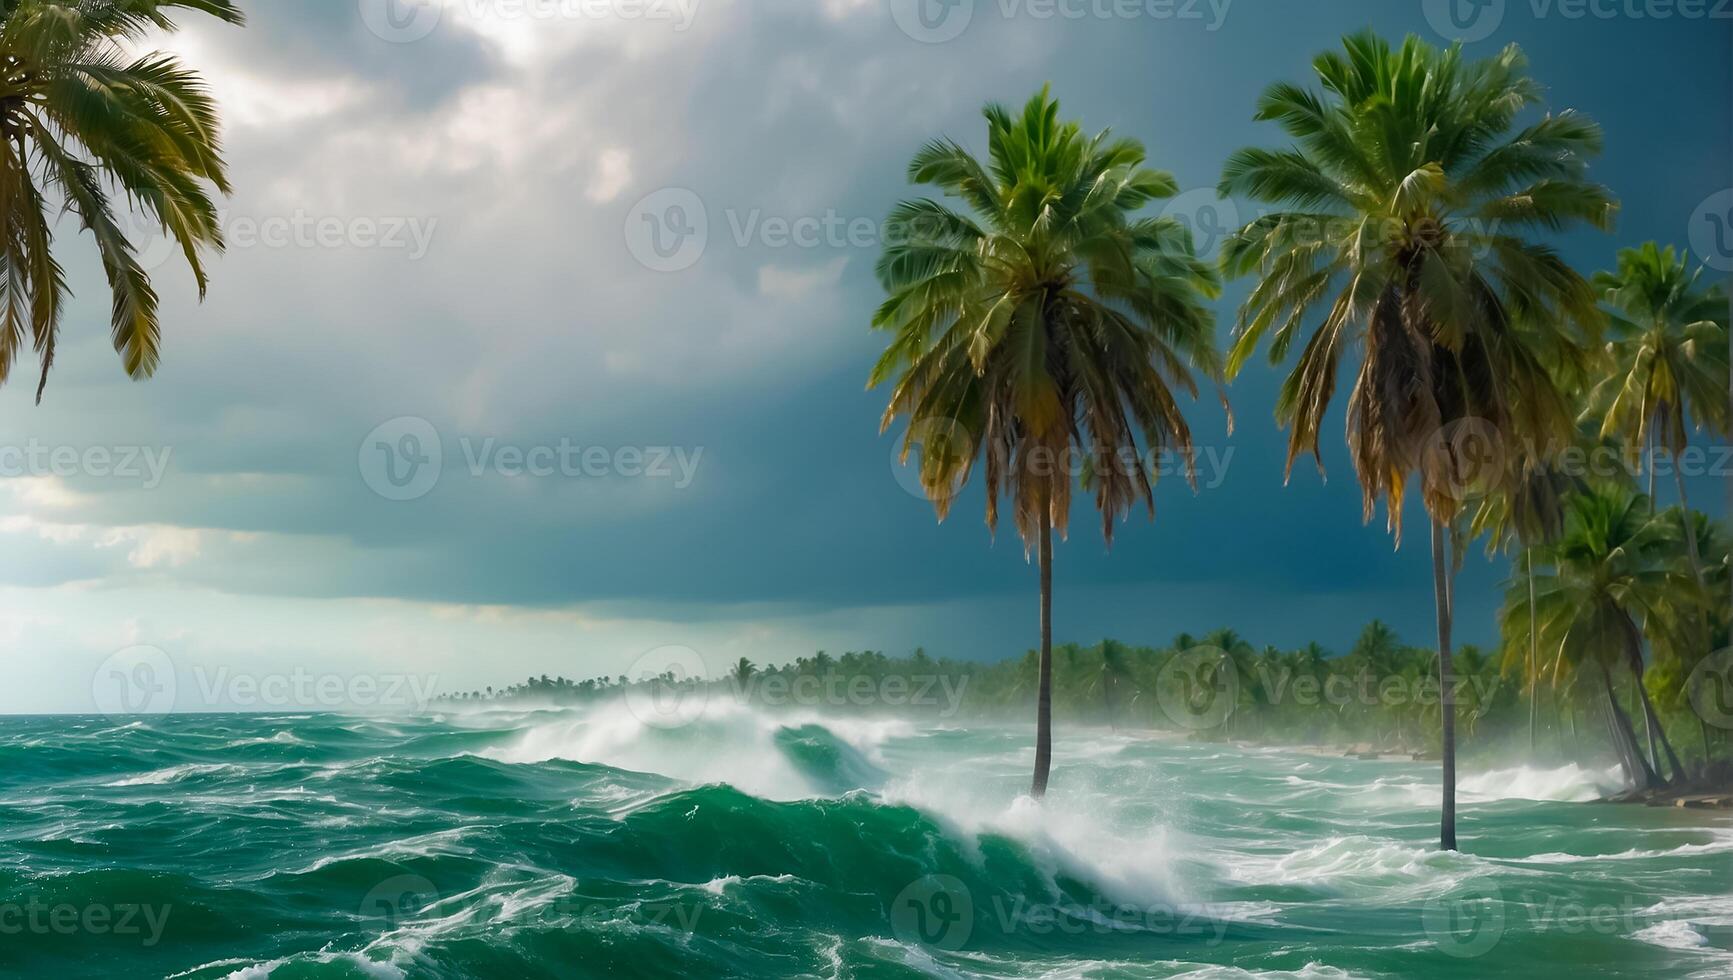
[1,703,1728,978]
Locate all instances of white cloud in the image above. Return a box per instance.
[586,147,634,203]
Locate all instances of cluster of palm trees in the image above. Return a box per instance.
[869,31,1728,851]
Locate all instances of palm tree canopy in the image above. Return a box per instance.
[870,87,1224,546]
[1586,241,1731,454]
[1218,31,1613,540]
[1499,483,1702,682]
[0,0,241,401]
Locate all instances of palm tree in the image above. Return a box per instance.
[1587,244,1730,579]
[0,0,241,400]
[732,657,756,686]
[1501,484,1702,790]
[870,88,1223,798]
[1470,454,1579,754]
[1218,32,1612,850]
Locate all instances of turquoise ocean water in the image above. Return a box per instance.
[1,705,1728,978]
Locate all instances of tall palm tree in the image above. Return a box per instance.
[0,0,241,400]
[1587,243,1731,579]
[870,88,1223,798]
[1218,32,1612,849]
[1501,484,1702,790]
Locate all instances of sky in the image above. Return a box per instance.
[0,0,1727,713]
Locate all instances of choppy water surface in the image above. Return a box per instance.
[1,706,1728,978]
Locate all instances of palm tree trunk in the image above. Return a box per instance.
[1701,718,1713,780]
[1599,659,1656,791]
[1430,519,1458,852]
[1527,548,1538,757]
[1674,460,1706,584]
[1031,500,1054,799]
[1622,614,1685,783]
[1645,426,1656,503]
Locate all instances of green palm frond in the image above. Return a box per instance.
[872,88,1224,548]
[1219,30,1612,544]
[0,0,240,400]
